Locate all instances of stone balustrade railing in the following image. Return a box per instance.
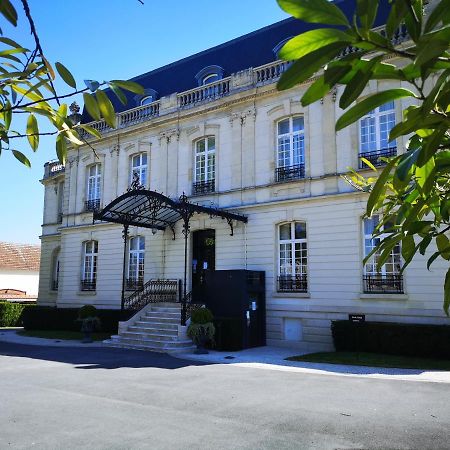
[76,24,411,139]
[43,160,65,179]
[178,78,231,108]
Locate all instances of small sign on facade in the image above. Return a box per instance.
[349,314,365,323]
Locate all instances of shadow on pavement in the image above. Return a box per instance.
[0,342,211,370]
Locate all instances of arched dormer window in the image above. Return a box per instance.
[195,65,224,86]
[273,37,293,60]
[134,88,158,106]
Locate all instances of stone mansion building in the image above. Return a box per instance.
[38,1,448,351]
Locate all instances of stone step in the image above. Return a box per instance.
[137,317,180,324]
[103,340,195,354]
[144,311,181,319]
[110,336,194,349]
[134,320,179,328]
[128,326,178,335]
[152,305,181,312]
[121,331,179,341]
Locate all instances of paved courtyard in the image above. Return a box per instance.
[0,342,448,449]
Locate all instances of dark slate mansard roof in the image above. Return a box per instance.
[82,0,391,122]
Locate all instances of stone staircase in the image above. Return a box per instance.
[104,303,195,353]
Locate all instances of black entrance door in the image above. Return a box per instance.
[192,229,215,302]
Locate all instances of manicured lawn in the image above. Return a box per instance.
[286,352,450,371]
[18,330,111,341]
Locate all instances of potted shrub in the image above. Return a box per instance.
[77,305,101,343]
[187,308,215,354]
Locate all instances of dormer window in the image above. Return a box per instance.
[134,88,158,106]
[140,96,154,106]
[195,65,224,86]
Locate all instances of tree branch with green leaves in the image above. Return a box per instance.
[276,0,450,314]
[0,0,144,167]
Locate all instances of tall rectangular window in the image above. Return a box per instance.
[363,216,403,293]
[127,236,145,290]
[359,102,396,168]
[86,164,101,211]
[278,222,307,292]
[276,116,305,182]
[81,240,98,291]
[193,137,215,194]
[131,153,147,187]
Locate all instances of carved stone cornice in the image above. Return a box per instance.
[229,107,257,126]
[158,128,180,144]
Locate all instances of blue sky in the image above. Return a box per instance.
[0,0,288,245]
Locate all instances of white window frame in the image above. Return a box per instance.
[202,73,220,85]
[359,102,396,154]
[276,116,305,169]
[363,216,402,277]
[82,240,98,284]
[127,236,145,287]
[278,222,308,291]
[130,153,148,187]
[194,137,215,184]
[87,164,101,202]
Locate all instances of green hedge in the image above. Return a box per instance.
[22,306,133,333]
[331,320,450,359]
[0,301,29,327]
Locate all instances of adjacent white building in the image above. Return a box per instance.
[38,4,448,351]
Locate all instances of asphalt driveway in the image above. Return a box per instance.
[0,342,448,449]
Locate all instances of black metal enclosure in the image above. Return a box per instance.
[203,270,266,350]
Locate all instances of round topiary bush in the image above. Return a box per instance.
[78,305,98,319]
[190,307,213,325]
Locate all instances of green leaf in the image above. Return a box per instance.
[400,234,417,272]
[3,100,12,130]
[277,43,346,90]
[0,0,17,26]
[55,135,67,164]
[0,37,21,48]
[55,62,76,89]
[96,90,116,128]
[78,124,101,139]
[339,57,380,109]
[336,89,415,130]
[436,234,450,254]
[277,0,350,26]
[109,83,127,105]
[419,235,432,255]
[357,0,379,30]
[424,0,450,32]
[366,157,399,217]
[84,80,100,92]
[279,28,353,60]
[427,251,441,270]
[26,113,39,151]
[110,80,144,95]
[386,0,408,39]
[301,64,351,106]
[12,150,30,167]
[83,93,101,121]
[444,268,450,316]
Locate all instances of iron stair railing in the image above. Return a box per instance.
[124,279,180,311]
[181,291,204,326]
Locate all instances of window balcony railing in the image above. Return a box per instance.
[85,199,101,212]
[277,275,308,293]
[363,274,404,294]
[80,280,96,291]
[52,280,58,291]
[359,147,397,169]
[275,164,305,183]
[126,278,144,291]
[192,179,215,195]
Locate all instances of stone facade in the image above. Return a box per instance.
[39,27,447,351]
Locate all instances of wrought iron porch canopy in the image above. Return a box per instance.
[93,188,247,236]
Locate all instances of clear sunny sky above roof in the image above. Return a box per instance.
[0,0,288,244]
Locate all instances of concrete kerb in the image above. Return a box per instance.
[1,328,450,384]
[0,328,105,348]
